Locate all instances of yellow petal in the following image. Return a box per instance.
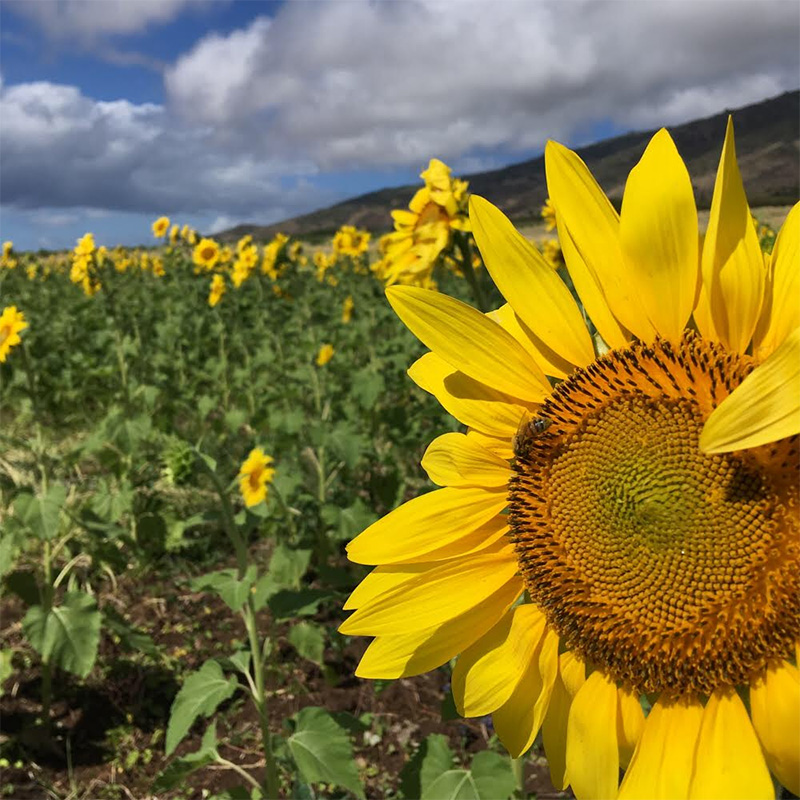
[542,658,573,789]
[408,352,533,438]
[753,202,800,358]
[493,626,559,757]
[701,117,766,354]
[545,139,655,342]
[750,660,800,796]
[687,688,773,800]
[488,303,575,379]
[616,688,645,769]
[466,430,515,460]
[620,128,698,342]
[558,222,631,350]
[346,485,507,565]
[452,604,546,717]
[339,546,519,636]
[387,286,550,402]
[355,577,522,678]
[415,516,510,563]
[422,432,510,488]
[618,696,703,800]
[470,195,594,368]
[566,671,619,800]
[700,326,800,452]
[343,562,432,611]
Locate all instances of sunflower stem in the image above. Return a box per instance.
[511,755,526,798]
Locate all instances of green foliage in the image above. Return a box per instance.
[22,591,102,678]
[10,484,67,541]
[288,622,326,665]
[165,660,238,756]
[288,707,365,798]
[401,736,516,800]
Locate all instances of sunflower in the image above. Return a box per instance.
[541,197,557,231]
[375,159,470,289]
[342,295,354,324]
[152,216,170,238]
[238,448,275,508]
[208,273,226,307]
[316,343,335,367]
[341,120,799,799]
[0,306,27,362]
[193,238,220,272]
[332,225,371,258]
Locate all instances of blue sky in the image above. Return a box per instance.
[1,0,798,251]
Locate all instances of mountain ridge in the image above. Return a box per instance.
[218,89,799,243]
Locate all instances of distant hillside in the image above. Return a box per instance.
[218,90,799,243]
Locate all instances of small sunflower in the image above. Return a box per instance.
[316,343,334,367]
[341,120,799,799]
[541,197,557,231]
[0,306,27,362]
[193,238,220,272]
[208,273,226,307]
[332,225,371,258]
[342,295,354,324]
[376,158,470,288]
[238,448,275,508]
[152,216,170,238]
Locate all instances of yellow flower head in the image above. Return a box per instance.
[208,273,226,307]
[74,232,95,257]
[236,234,253,254]
[341,120,800,799]
[316,343,334,366]
[152,216,170,238]
[262,233,289,279]
[151,256,165,277]
[181,224,197,245]
[193,238,220,272]
[238,448,275,508]
[219,246,233,265]
[2,241,12,258]
[342,295,354,324]
[0,306,27,362]
[540,197,557,231]
[332,225,371,258]
[169,224,180,245]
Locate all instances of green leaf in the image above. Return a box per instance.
[13,484,68,540]
[469,751,516,800]
[268,589,329,619]
[165,660,238,756]
[22,592,101,678]
[288,706,364,799]
[288,622,325,665]
[401,734,453,799]
[417,751,516,800]
[269,544,311,589]
[190,566,257,611]
[0,649,15,697]
[0,532,21,580]
[251,574,282,611]
[155,721,218,790]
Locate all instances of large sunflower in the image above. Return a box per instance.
[341,120,799,799]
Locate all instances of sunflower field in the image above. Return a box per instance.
[0,131,798,800]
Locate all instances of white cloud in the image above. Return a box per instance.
[0,80,326,219]
[1,0,797,245]
[164,0,800,169]
[9,0,212,39]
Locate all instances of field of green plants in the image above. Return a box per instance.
[0,149,786,799]
[0,163,570,800]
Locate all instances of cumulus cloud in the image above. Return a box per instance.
[1,0,798,238]
[9,0,213,39]
[0,80,325,219]
[164,0,800,169]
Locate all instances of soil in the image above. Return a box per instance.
[0,547,572,800]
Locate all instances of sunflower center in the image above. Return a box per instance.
[509,333,799,696]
